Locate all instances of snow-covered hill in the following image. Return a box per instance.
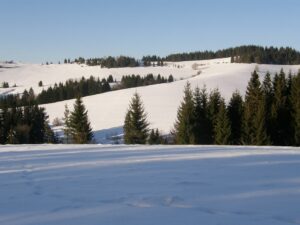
[1,58,300,142]
[1,144,300,225]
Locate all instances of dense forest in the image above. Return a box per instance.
[65,46,300,67]
[0,103,56,144]
[164,46,300,64]
[37,76,111,105]
[123,69,300,146]
[0,74,173,107]
[68,56,139,68]
[171,69,300,146]
[122,68,300,146]
[119,74,173,89]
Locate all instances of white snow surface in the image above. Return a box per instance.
[1,58,300,142]
[1,144,300,225]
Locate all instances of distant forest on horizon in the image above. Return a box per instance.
[65,45,300,68]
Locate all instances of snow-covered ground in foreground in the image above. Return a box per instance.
[0,145,300,225]
[1,58,300,142]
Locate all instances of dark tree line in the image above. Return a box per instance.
[0,77,111,107]
[0,88,37,109]
[37,76,111,105]
[172,69,300,146]
[1,82,9,88]
[142,55,164,67]
[118,74,173,89]
[0,103,56,144]
[0,95,92,145]
[0,74,174,108]
[165,45,300,65]
[68,56,139,68]
[65,46,300,68]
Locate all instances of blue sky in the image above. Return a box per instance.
[0,0,299,63]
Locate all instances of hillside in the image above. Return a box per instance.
[1,58,300,143]
[1,145,300,225]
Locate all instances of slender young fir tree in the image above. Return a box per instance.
[123,92,149,144]
[69,97,93,144]
[63,104,72,143]
[173,82,195,144]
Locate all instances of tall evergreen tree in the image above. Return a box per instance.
[69,97,93,144]
[215,99,231,145]
[290,71,300,145]
[29,105,48,143]
[243,70,269,145]
[262,72,273,140]
[270,70,292,145]
[208,89,222,143]
[193,86,212,144]
[123,93,149,144]
[228,91,244,145]
[173,82,195,144]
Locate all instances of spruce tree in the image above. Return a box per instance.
[168,75,174,83]
[208,89,222,143]
[228,91,244,145]
[123,93,149,144]
[193,86,212,144]
[173,82,195,144]
[215,99,231,145]
[291,71,300,145]
[69,97,93,144]
[262,72,273,140]
[29,105,48,143]
[243,70,269,145]
[270,70,292,145]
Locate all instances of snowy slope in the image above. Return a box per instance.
[1,144,300,225]
[1,58,300,142]
[0,60,204,96]
[42,61,299,142]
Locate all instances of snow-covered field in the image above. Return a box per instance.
[1,58,300,142]
[1,144,300,225]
